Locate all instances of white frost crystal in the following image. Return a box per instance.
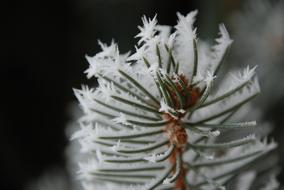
[72,11,277,190]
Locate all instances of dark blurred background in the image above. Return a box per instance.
[1,0,283,190]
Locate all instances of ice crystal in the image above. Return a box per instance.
[72,11,276,190]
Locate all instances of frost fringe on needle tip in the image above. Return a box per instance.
[72,10,277,190]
